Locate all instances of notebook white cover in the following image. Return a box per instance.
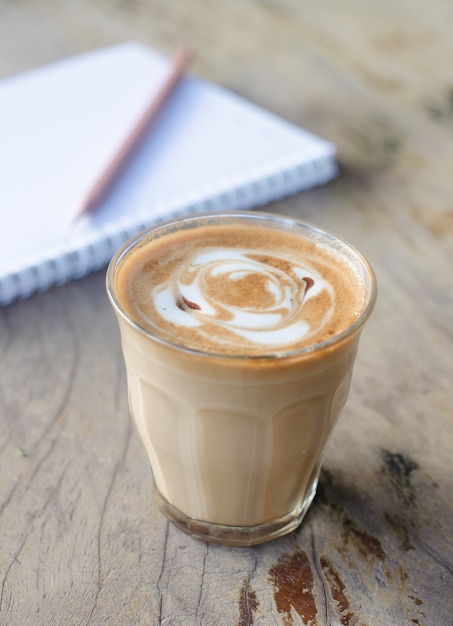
[0,42,338,305]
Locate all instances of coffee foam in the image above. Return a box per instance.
[116,222,365,355]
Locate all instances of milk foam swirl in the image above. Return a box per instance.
[149,247,335,350]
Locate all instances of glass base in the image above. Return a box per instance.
[155,480,318,547]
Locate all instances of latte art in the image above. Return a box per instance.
[151,248,334,349]
[116,220,365,356]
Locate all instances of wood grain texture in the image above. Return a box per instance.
[0,1,452,624]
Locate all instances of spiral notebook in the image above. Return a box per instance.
[0,42,338,306]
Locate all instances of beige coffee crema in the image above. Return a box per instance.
[116,222,365,356]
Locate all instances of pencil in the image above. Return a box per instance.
[77,47,191,217]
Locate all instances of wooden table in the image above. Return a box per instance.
[1,1,452,624]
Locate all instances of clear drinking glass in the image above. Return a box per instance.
[106,211,376,546]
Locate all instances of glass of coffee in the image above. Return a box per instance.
[106,211,376,546]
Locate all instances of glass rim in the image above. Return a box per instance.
[106,210,377,361]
